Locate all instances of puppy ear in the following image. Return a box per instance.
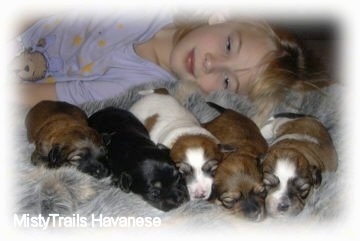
[48,144,61,164]
[311,165,322,187]
[118,172,132,193]
[218,144,237,153]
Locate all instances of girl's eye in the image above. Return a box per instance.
[225,36,231,53]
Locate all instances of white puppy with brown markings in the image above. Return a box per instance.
[260,113,338,218]
[129,88,233,200]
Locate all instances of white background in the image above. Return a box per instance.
[1,0,358,240]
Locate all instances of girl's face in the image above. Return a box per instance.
[169,22,276,94]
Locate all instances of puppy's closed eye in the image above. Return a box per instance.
[221,197,237,209]
[202,159,218,177]
[292,178,311,198]
[70,155,82,161]
[68,148,91,163]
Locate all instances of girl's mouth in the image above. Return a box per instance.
[186,49,195,76]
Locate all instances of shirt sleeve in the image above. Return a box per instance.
[20,8,176,105]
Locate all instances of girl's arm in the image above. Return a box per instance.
[18,83,58,107]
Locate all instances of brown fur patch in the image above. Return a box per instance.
[214,152,263,195]
[25,100,104,167]
[272,117,338,171]
[277,117,330,143]
[26,100,88,142]
[203,108,267,217]
[144,114,159,132]
[203,109,267,155]
[170,134,222,164]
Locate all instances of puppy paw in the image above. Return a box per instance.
[112,172,132,193]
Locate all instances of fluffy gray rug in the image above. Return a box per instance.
[12,80,346,234]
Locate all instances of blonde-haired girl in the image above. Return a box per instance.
[14,8,332,125]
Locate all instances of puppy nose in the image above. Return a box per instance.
[243,201,264,221]
[193,189,207,199]
[277,202,290,212]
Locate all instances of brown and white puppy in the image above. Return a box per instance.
[129,89,233,200]
[203,102,268,221]
[260,113,338,218]
[25,100,108,178]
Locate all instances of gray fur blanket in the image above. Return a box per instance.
[12,80,346,236]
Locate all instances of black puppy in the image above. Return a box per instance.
[88,107,189,211]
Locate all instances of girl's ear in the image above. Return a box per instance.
[207,11,229,25]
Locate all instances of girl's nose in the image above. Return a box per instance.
[203,53,224,73]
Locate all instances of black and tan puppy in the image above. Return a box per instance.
[25,100,108,178]
[260,113,338,218]
[203,103,268,221]
[88,107,189,211]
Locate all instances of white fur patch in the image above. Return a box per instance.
[271,159,296,200]
[265,158,301,217]
[185,147,213,200]
[129,93,217,147]
[129,92,218,200]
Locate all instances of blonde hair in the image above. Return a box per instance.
[172,17,333,126]
[247,22,332,125]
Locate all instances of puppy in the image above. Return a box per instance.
[25,100,108,178]
[203,103,268,221]
[88,107,189,211]
[260,113,338,218]
[129,89,233,200]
